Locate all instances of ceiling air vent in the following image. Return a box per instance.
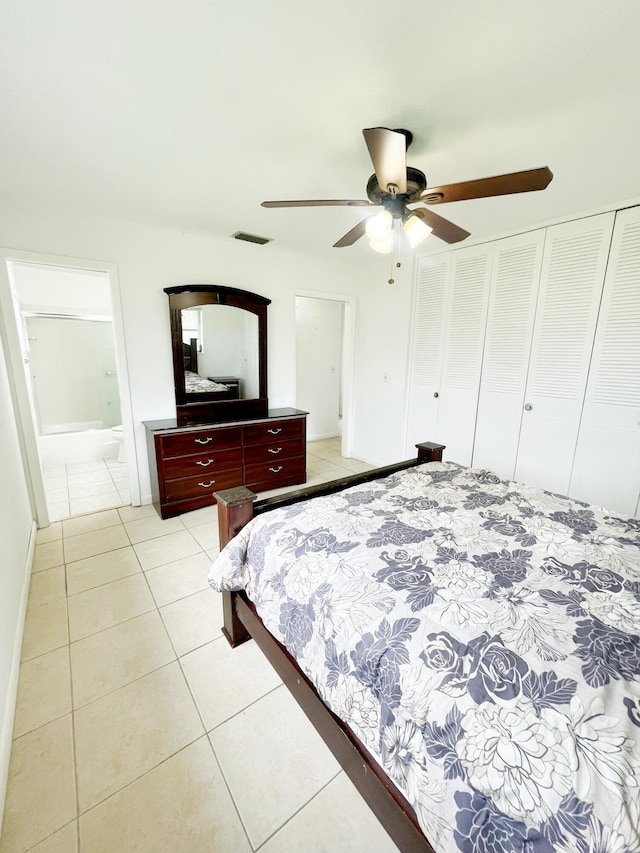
[232,231,272,245]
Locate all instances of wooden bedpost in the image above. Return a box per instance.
[415,441,445,462]
[214,486,257,647]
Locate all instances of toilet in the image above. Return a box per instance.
[111,425,126,463]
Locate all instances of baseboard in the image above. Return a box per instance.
[307,432,340,442]
[0,521,36,838]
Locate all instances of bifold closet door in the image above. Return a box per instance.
[514,212,615,495]
[472,231,545,479]
[568,206,640,516]
[406,245,492,465]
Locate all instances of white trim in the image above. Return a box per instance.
[293,287,356,459]
[0,249,141,519]
[0,263,49,524]
[0,521,36,836]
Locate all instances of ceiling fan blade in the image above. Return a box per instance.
[362,128,407,195]
[412,207,470,244]
[421,167,553,205]
[333,218,370,248]
[261,199,373,208]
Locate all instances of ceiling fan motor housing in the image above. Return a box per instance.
[366,167,427,216]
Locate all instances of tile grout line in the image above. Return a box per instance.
[252,768,343,851]
[17,448,360,851]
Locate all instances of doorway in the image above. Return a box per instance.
[0,254,137,525]
[295,295,348,443]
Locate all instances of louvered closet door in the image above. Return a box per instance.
[436,244,493,465]
[568,206,640,516]
[405,256,450,452]
[514,213,615,494]
[472,230,545,479]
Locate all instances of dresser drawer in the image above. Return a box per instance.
[244,456,306,492]
[242,438,303,466]
[158,426,242,459]
[243,418,304,446]
[162,447,242,480]
[163,468,243,502]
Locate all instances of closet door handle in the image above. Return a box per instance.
[433,392,439,398]
[195,437,213,445]
[268,466,283,473]
[267,447,282,454]
[268,428,282,435]
[196,459,215,467]
[524,403,533,412]
[197,480,216,488]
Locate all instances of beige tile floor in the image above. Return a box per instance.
[43,458,130,522]
[1,439,402,852]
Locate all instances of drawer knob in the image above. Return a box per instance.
[267,447,283,454]
[268,428,282,435]
[196,459,215,467]
[268,466,283,473]
[197,480,216,488]
[195,437,213,445]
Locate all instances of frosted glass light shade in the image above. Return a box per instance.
[369,233,394,253]
[365,210,393,242]
[403,213,432,247]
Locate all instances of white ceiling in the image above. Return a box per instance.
[3,0,640,265]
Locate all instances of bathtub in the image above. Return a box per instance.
[38,427,121,465]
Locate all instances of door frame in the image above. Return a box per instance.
[294,288,355,457]
[0,249,140,526]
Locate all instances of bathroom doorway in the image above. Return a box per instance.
[5,260,134,521]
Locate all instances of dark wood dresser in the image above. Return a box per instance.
[144,408,307,518]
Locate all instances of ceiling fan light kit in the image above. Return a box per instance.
[365,209,393,241]
[261,127,553,251]
[403,212,432,247]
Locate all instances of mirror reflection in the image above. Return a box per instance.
[182,305,259,400]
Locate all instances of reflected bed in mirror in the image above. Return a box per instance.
[165,285,270,425]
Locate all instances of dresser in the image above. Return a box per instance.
[144,408,307,518]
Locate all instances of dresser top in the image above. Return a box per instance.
[143,407,308,434]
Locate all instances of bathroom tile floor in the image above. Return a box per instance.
[43,458,130,521]
[2,439,404,852]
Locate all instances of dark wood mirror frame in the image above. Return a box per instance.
[165,284,271,425]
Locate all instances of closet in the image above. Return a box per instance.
[406,206,640,517]
[405,243,492,466]
[568,206,640,516]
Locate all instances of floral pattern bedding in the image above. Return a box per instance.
[184,370,230,393]
[208,462,640,853]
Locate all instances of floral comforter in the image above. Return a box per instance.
[184,371,229,393]
[208,462,640,853]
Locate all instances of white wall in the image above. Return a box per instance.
[10,263,112,316]
[0,334,35,828]
[0,201,377,504]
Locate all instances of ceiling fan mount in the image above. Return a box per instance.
[365,167,427,211]
[261,127,553,250]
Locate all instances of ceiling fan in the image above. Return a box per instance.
[262,127,553,252]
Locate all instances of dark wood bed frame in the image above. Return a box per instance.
[182,337,199,372]
[214,442,445,853]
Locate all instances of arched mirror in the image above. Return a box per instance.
[165,284,270,425]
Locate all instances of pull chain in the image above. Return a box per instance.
[388,229,402,284]
[388,259,401,285]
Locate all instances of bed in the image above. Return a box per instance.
[207,443,640,853]
[182,338,240,399]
